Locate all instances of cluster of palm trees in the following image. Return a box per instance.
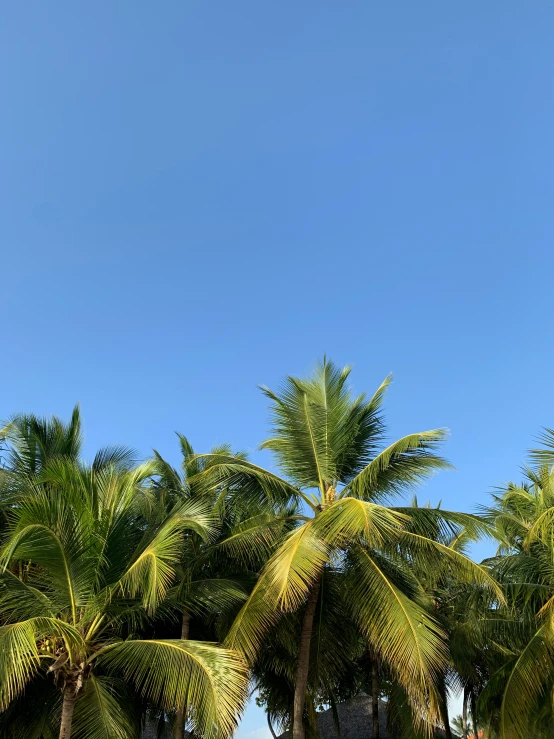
[1,359,553,739]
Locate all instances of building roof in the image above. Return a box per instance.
[278,694,447,739]
[315,695,390,738]
[277,695,393,738]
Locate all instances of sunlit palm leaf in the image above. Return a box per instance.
[529,429,554,467]
[213,511,294,569]
[313,497,407,548]
[190,455,302,507]
[72,675,138,739]
[0,406,82,477]
[118,499,213,612]
[0,568,55,620]
[259,361,353,488]
[395,530,504,600]
[0,504,83,622]
[500,623,554,739]
[342,430,451,502]
[97,639,248,739]
[225,524,329,659]
[393,505,495,543]
[0,617,83,709]
[345,546,447,725]
[91,446,137,472]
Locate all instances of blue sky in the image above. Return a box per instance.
[2,1,554,734]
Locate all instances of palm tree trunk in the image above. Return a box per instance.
[371,661,379,739]
[469,691,478,739]
[462,687,469,739]
[59,687,77,739]
[438,679,453,739]
[267,713,278,739]
[292,576,322,739]
[174,610,191,739]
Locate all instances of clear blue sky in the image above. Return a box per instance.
[2,1,554,734]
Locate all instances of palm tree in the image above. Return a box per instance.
[481,430,554,738]
[0,453,248,739]
[251,566,365,738]
[442,577,501,739]
[194,359,499,739]
[394,501,503,739]
[451,713,474,738]
[151,435,294,738]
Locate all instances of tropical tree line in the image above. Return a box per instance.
[0,359,552,739]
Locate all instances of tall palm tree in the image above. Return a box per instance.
[0,454,248,739]
[251,566,364,738]
[393,501,502,739]
[194,359,499,739]
[151,435,294,738]
[481,430,554,739]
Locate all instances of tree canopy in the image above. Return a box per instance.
[1,360,553,739]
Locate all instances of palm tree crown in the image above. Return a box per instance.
[195,359,499,739]
[0,438,248,739]
[482,433,554,739]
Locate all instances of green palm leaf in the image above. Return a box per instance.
[71,676,138,739]
[225,524,329,659]
[213,510,295,568]
[342,430,451,502]
[0,617,83,709]
[313,497,408,548]
[0,568,55,620]
[499,623,554,739]
[345,546,447,725]
[396,530,504,599]
[96,639,248,739]
[190,455,304,507]
[117,499,213,613]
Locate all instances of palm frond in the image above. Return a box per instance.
[313,497,408,548]
[393,506,496,544]
[213,510,294,569]
[259,360,353,489]
[183,578,248,617]
[529,428,554,467]
[0,674,61,739]
[1,506,83,623]
[1,405,82,475]
[341,430,451,502]
[189,455,303,507]
[263,524,329,611]
[345,546,447,726]
[396,530,504,600]
[225,523,329,659]
[151,450,183,502]
[118,499,213,613]
[92,446,137,472]
[333,373,392,482]
[72,675,139,739]
[0,568,55,620]
[0,617,83,709]
[499,623,554,739]
[97,640,249,739]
